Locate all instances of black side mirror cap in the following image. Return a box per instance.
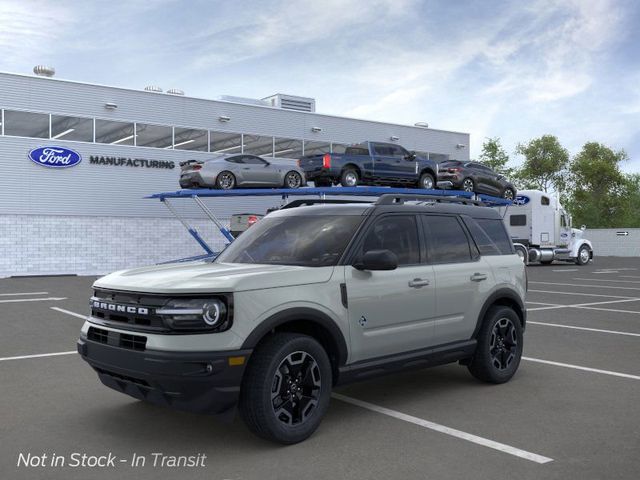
[353,249,398,271]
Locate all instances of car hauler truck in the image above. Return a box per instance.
[501,189,593,265]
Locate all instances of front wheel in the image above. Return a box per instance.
[239,333,332,444]
[467,306,523,384]
[216,171,236,190]
[284,171,303,189]
[576,245,591,265]
[418,172,435,190]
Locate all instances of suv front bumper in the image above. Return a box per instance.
[77,337,251,416]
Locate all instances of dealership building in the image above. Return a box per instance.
[0,69,470,277]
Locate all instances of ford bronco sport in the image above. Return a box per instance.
[78,194,526,444]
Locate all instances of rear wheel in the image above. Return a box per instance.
[239,333,332,444]
[340,168,359,187]
[462,178,475,192]
[216,171,236,190]
[468,306,523,384]
[418,172,435,190]
[284,171,303,189]
[576,245,591,265]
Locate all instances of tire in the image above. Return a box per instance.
[284,171,303,189]
[239,333,332,444]
[502,187,515,200]
[340,168,359,187]
[418,172,435,190]
[462,178,475,192]
[216,171,236,190]
[575,245,591,265]
[467,306,523,384]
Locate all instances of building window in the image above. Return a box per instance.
[95,119,135,145]
[135,123,172,149]
[173,127,208,151]
[210,131,243,154]
[51,115,93,142]
[303,140,330,156]
[244,134,274,156]
[3,110,49,138]
[273,137,303,159]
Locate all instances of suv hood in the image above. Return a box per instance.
[94,261,334,294]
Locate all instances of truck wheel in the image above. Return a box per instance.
[576,245,591,265]
[462,178,475,192]
[216,171,236,190]
[239,333,332,444]
[284,171,303,189]
[418,172,435,190]
[340,169,359,187]
[467,306,523,384]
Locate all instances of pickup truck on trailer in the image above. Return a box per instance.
[298,141,443,190]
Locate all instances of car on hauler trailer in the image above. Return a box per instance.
[78,193,526,444]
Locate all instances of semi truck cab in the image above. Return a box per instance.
[501,190,593,265]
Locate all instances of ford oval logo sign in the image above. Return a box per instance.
[28,146,82,168]
[514,195,530,206]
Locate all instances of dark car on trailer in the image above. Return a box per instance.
[437,160,517,199]
[298,141,443,190]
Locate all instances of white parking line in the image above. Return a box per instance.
[574,306,640,315]
[0,297,68,304]
[526,301,560,306]
[529,289,638,299]
[573,278,640,284]
[621,275,640,279]
[523,357,640,381]
[51,307,87,319]
[552,269,578,272]
[527,298,640,312]
[332,393,553,464]
[528,321,640,337]
[0,351,76,362]
[0,291,49,296]
[529,281,640,291]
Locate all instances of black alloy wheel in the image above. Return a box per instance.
[216,171,236,190]
[489,317,518,371]
[271,351,321,426]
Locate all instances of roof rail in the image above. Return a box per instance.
[280,199,373,209]
[375,193,485,206]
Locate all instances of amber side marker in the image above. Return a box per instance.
[228,356,246,366]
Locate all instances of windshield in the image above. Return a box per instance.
[215,215,363,266]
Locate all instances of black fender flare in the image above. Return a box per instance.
[241,307,349,367]
[472,289,526,338]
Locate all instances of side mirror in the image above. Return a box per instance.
[353,249,398,271]
[581,225,586,231]
[405,151,417,161]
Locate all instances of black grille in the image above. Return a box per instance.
[87,326,147,351]
[95,367,150,387]
[90,289,170,332]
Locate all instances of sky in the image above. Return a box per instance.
[1,0,639,172]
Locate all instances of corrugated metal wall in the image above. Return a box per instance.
[585,228,640,257]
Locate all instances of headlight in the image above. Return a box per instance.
[156,297,231,332]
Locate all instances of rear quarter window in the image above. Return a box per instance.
[466,218,514,255]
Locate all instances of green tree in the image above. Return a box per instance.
[566,142,631,228]
[478,137,513,176]
[514,135,569,192]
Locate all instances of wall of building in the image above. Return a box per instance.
[584,228,640,257]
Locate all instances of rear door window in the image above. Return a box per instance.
[422,215,472,264]
[465,218,514,255]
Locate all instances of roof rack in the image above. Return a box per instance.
[280,198,373,209]
[375,193,485,206]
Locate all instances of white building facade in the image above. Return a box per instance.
[0,71,470,277]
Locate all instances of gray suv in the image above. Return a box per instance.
[77,194,526,444]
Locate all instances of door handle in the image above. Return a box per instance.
[470,273,487,282]
[408,278,430,288]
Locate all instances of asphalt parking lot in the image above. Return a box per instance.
[1,257,639,480]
